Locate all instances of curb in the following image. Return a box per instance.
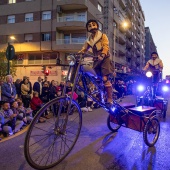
[0,125,29,143]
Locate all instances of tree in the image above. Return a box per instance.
[0,51,17,80]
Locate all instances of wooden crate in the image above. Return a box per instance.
[153,97,168,111]
[110,106,156,132]
[125,106,156,132]
[109,103,135,125]
[120,102,136,109]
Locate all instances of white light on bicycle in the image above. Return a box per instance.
[162,85,169,92]
[111,105,116,112]
[67,55,76,66]
[137,85,145,92]
[146,71,153,78]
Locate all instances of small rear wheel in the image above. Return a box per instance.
[143,117,160,147]
[107,115,121,132]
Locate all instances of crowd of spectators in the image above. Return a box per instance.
[0,75,98,139]
[0,74,137,139]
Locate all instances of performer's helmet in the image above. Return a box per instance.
[86,19,99,32]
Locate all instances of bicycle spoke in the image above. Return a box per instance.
[24,97,82,169]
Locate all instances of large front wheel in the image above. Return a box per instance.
[24,97,82,170]
[143,117,160,147]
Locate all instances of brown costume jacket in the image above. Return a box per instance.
[79,30,109,56]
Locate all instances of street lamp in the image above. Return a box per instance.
[113,22,117,71]
[6,36,16,75]
[10,36,16,40]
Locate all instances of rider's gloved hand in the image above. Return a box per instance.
[98,53,105,61]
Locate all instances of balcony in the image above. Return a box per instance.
[136,49,140,56]
[126,8,132,18]
[126,39,131,49]
[125,29,131,38]
[56,38,86,52]
[56,0,88,10]
[126,50,131,58]
[113,13,120,23]
[118,32,126,44]
[115,56,126,65]
[118,44,126,56]
[119,0,126,10]
[56,15,86,30]
[126,0,132,9]
[136,41,140,48]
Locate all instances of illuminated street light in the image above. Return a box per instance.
[10,36,16,40]
[122,21,128,28]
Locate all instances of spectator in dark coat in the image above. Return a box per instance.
[49,81,58,100]
[33,77,42,96]
[1,75,16,103]
[41,82,50,103]
[27,77,32,95]
[15,79,21,98]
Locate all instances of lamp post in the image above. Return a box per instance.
[6,36,18,75]
[113,22,117,71]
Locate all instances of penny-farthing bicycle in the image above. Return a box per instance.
[24,53,109,169]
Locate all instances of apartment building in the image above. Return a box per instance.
[0,0,145,82]
[145,27,157,63]
[114,0,145,72]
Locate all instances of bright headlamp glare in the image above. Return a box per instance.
[146,71,153,78]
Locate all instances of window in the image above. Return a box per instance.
[98,3,102,12]
[77,12,86,21]
[28,53,57,65]
[28,53,42,65]
[9,0,16,4]
[8,15,15,23]
[25,13,33,22]
[42,33,51,41]
[42,11,51,20]
[64,35,70,44]
[25,34,33,42]
[65,15,74,21]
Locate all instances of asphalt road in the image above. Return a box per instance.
[0,95,170,170]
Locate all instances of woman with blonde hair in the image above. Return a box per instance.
[21,78,31,108]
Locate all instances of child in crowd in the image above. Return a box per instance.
[30,91,46,123]
[11,101,27,125]
[16,97,33,123]
[18,101,33,124]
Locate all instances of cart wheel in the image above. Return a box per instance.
[107,115,121,132]
[24,97,82,170]
[143,117,160,147]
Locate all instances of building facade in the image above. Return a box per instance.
[0,0,146,83]
[145,27,157,63]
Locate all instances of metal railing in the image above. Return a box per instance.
[56,38,86,44]
[57,15,86,22]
